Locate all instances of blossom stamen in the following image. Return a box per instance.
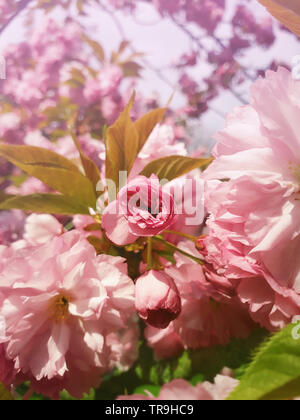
[51,294,70,322]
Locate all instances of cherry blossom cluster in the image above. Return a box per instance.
[0,0,299,402]
[105,0,294,117]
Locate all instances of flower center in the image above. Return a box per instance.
[294,165,300,185]
[50,294,70,322]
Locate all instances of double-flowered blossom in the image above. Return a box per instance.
[204,67,300,330]
[0,230,136,398]
[102,175,177,246]
[118,373,238,400]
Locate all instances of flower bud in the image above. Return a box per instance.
[135,270,181,329]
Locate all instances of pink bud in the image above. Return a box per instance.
[135,270,181,329]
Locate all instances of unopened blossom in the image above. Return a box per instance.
[145,241,255,350]
[135,270,182,329]
[102,175,177,246]
[0,231,135,399]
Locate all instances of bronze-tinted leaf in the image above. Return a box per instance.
[258,0,300,36]
[0,194,90,215]
[70,133,101,193]
[140,155,213,181]
[0,145,96,207]
[105,93,139,191]
[134,108,167,153]
[82,34,105,61]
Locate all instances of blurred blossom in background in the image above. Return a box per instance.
[0,0,299,151]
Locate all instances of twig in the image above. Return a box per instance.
[170,16,249,105]
[0,0,34,36]
[146,237,153,270]
[97,1,177,90]
[154,236,204,265]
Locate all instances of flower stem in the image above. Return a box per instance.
[154,237,204,265]
[163,230,198,242]
[147,237,153,271]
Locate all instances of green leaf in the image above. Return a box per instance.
[190,329,268,382]
[60,388,95,401]
[0,194,90,215]
[140,155,214,181]
[0,383,13,400]
[190,374,205,386]
[134,108,167,153]
[105,93,139,191]
[228,324,300,400]
[133,385,160,397]
[0,145,96,207]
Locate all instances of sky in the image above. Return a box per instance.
[0,0,299,150]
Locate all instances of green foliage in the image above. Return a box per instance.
[228,324,300,400]
[60,389,96,401]
[0,383,13,401]
[133,385,160,398]
[95,329,267,400]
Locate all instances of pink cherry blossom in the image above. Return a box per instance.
[84,65,122,103]
[0,231,135,399]
[0,112,21,143]
[23,214,64,246]
[73,215,103,240]
[204,67,300,330]
[130,124,187,177]
[145,323,184,360]
[107,320,140,371]
[118,374,238,400]
[102,176,177,246]
[0,210,25,245]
